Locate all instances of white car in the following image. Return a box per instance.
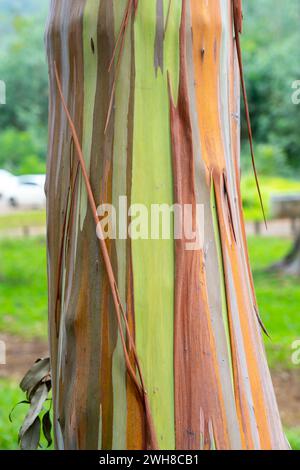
[0,170,17,200]
[6,174,46,209]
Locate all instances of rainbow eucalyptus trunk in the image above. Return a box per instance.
[45,0,289,450]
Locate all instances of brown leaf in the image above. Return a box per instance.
[20,417,41,450]
[20,358,50,397]
[42,410,52,448]
[19,383,48,442]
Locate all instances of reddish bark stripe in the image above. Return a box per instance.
[170,1,229,450]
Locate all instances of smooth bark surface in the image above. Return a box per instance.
[45,0,288,450]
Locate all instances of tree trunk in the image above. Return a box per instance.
[45,0,288,450]
[269,232,300,276]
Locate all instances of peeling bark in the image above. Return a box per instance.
[45,0,288,450]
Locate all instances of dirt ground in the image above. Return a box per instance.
[0,334,48,380]
[0,333,299,428]
[272,369,300,428]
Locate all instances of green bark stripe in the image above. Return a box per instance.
[210,180,234,392]
[80,0,101,231]
[131,1,181,449]
[163,0,181,104]
[111,1,132,451]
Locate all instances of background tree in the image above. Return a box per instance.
[241,0,300,175]
[0,0,48,174]
[1,0,299,177]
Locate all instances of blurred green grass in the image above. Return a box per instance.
[248,236,300,368]
[0,236,47,339]
[1,234,297,365]
[0,379,53,450]
[242,175,300,221]
[285,427,300,450]
[0,210,46,231]
[0,379,24,450]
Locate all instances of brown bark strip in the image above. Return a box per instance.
[100,265,114,449]
[169,0,229,450]
[93,1,116,449]
[233,0,243,34]
[54,154,79,337]
[45,2,64,427]
[126,255,146,449]
[63,2,88,448]
[45,1,88,449]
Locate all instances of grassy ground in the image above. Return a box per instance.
[0,234,299,449]
[0,210,46,231]
[0,379,24,450]
[285,427,300,450]
[0,235,297,363]
[0,236,47,338]
[248,236,300,369]
[241,176,300,221]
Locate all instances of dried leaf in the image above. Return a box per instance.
[16,359,52,450]
[19,383,48,442]
[42,410,52,448]
[20,358,50,397]
[20,417,41,450]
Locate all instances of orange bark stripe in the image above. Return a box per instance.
[170,0,229,450]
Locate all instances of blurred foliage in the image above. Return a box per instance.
[242,143,289,177]
[241,0,300,175]
[0,378,26,450]
[241,175,300,221]
[0,0,299,177]
[0,15,48,132]
[0,128,46,174]
[0,0,48,174]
